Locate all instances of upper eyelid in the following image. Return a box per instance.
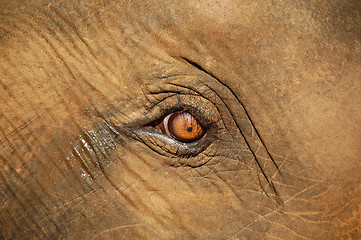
[143,76,220,120]
[114,69,220,134]
[144,93,219,128]
[146,80,218,115]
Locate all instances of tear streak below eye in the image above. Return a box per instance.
[164,112,205,143]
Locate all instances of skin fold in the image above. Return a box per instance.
[0,0,360,239]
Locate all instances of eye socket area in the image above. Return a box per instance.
[149,111,206,143]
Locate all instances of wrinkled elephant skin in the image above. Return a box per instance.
[0,0,360,239]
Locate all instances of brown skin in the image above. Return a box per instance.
[1,0,360,239]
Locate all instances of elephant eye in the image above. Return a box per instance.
[132,98,218,158]
[164,112,205,143]
[150,111,205,143]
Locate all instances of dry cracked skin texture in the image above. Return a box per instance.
[0,0,360,239]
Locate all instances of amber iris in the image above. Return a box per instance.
[168,112,205,142]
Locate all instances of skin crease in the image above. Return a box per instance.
[0,0,360,239]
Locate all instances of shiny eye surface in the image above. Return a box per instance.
[161,112,205,143]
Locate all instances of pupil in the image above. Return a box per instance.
[187,127,193,132]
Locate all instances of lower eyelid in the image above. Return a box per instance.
[131,128,212,157]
